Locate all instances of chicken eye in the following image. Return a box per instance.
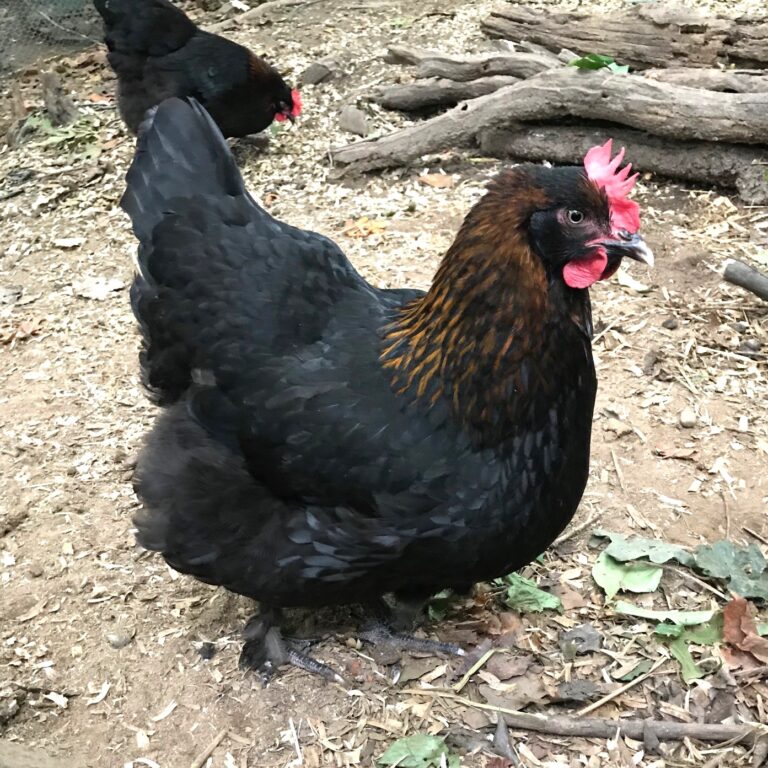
[567,210,584,224]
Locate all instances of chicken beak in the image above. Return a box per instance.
[600,231,654,267]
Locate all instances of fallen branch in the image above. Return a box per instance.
[369,76,519,111]
[644,68,768,93]
[383,45,560,81]
[332,68,768,172]
[723,260,768,301]
[479,125,768,205]
[481,4,768,69]
[206,0,316,32]
[190,729,228,768]
[402,690,765,751]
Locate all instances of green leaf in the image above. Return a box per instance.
[694,541,768,601]
[594,529,695,567]
[427,589,454,622]
[655,622,684,639]
[608,62,630,74]
[592,551,663,600]
[614,601,716,626]
[569,53,617,70]
[683,613,724,646]
[377,735,459,768]
[668,636,706,684]
[615,658,653,681]
[501,573,562,614]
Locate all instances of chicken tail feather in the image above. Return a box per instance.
[121,97,246,244]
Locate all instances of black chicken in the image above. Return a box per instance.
[93,0,300,136]
[123,99,653,681]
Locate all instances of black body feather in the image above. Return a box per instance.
[123,99,598,608]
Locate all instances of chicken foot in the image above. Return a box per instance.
[358,597,466,657]
[239,609,345,685]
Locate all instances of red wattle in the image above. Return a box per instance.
[563,250,608,289]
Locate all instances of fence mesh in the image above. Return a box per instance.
[1,0,101,77]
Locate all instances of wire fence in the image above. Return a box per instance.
[1,0,101,77]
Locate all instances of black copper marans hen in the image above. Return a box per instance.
[123,98,653,681]
[93,0,300,137]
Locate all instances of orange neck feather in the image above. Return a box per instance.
[381,174,557,441]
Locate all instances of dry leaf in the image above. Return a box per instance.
[723,596,768,664]
[418,173,454,189]
[1,316,44,345]
[340,216,387,238]
[73,277,126,301]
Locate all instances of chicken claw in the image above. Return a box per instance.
[358,621,465,658]
[239,611,345,685]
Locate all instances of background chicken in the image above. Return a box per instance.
[93,0,301,136]
[122,98,652,682]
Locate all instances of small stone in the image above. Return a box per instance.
[27,563,44,578]
[679,408,697,428]
[339,105,369,137]
[107,630,135,649]
[604,417,633,438]
[300,58,340,86]
[559,624,602,657]
[661,317,678,330]
[739,338,762,354]
[197,641,216,660]
[555,679,602,703]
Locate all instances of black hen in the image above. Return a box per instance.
[93,0,300,136]
[123,99,653,681]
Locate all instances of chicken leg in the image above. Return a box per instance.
[358,597,466,657]
[239,608,345,685]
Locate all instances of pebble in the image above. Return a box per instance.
[679,408,697,428]
[661,316,678,330]
[300,57,341,86]
[107,630,135,649]
[339,105,370,137]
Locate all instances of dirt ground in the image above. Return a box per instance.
[1,0,767,766]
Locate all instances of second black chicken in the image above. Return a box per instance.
[122,98,653,681]
[93,0,301,137]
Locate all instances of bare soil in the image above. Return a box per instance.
[1,0,766,766]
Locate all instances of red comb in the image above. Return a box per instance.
[289,89,302,117]
[584,139,640,233]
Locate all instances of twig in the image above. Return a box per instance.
[189,728,228,768]
[664,565,728,601]
[610,450,626,492]
[721,491,731,540]
[577,655,668,716]
[744,527,768,546]
[452,647,497,693]
[205,0,324,32]
[735,665,768,680]
[400,689,764,749]
[554,509,600,546]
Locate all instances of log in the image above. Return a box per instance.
[369,76,520,111]
[481,4,768,69]
[644,68,768,93]
[478,125,768,205]
[723,260,768,301]
[332,68,768,172]
[382,45,559,81]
